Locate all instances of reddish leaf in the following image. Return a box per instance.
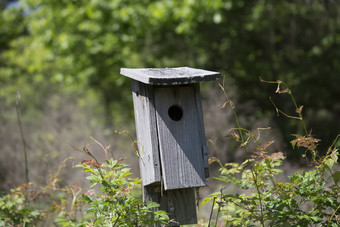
[291,134,320,150]
[208,157,219,164]
[257,141,274,151]
[81,159,103,168]
[296,105,304,114]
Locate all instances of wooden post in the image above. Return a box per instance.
[120,67,221,225]
[143,183,196,226]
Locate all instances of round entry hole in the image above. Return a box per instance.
[168,105,183,121]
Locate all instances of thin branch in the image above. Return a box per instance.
[215,201,221,226]
[261,78,308,135]
[330,134,340,148]
[288,92,308,135]
[251,169,265,227]
[328,204,340,227]
[16,91,29,184]
[208,197,216,227]
[115,130,143,158]
[259,77,281,84]
[219,77,245,146]
[32,157,75,201]
[269,97,302,120]
[255,127,271,143]
[112,213,121,227]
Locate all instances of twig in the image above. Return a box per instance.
[112,213,120,227]
[31,157,75,201]
[251,169,265,227]
[115,130,143,158]
[330,134,340,149]
[208,196,216,227]
[327,204,340,227]
[16,91,29,184]
[215,200,221,226]
[269,97,302,120]
[219,77,245,149]
[260,77,308,135]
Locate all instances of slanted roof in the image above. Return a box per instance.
[120,67,221,85]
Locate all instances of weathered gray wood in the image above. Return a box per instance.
[143,183,197,226]
[193,84,210,178]
[132,80,161,186]
[154,85,206,190]
[122,67,220,226]
[121,67,221,85]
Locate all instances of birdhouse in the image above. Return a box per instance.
[120,67,221,190]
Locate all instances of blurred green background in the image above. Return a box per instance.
[1,0,339,192]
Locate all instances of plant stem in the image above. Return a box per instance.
[219,82,245,144]
[266,162,277,188]
[215,201,221,227]
[251,169,265,227]
[112,213,120,227]
[330,134,340,148]
[288,92,308,135]
[328,204,340,227]
[327,166,339,188]
[208,197,216,227]
[16,92,29,184]
[269,97,302,120]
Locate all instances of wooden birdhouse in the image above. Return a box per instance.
[120,67,221,225]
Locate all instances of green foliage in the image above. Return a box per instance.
[0,142,169,226]
[206,149,340,226]
[0,184,40,226]
[204,81,340,226]
[1,1,339,223]
[0,158,85,226]
[66,153,169,226]
[1,1,339,138]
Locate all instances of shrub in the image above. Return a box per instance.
[56,140,169,226]
[0,140,169,226]
[1,79,338,226]
[203,79,340,226]
[0,183,40,226]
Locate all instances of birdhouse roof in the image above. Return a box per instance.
[120,67,221,85]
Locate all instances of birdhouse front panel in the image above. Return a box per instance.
[154,84,206,190]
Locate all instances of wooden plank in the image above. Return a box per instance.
[193,84,210,178]
[154,85,206,190]
[143,184,197,226]
[131,80,161,186]
[121,67,221,85]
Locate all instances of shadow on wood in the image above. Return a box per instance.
[143,183,197,226]
[121,67,221,226]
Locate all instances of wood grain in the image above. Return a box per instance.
[121,67,221,85]
[154,85,206,190]
[132,80,161,186]
[143,183,197,226]
[193,84,210,178]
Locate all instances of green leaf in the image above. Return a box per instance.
[310,216,321,222]
[332,171,340,183]
[201,196,217,206]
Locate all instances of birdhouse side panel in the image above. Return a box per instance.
[193,84,209,178]
[154,85,206,190]
[132,81,161,186]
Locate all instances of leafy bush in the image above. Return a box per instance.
[1,79,338,226]
[0,183,40,226]
[203,79,340,226]
[56,140,168,226]
[0,140,169,226]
